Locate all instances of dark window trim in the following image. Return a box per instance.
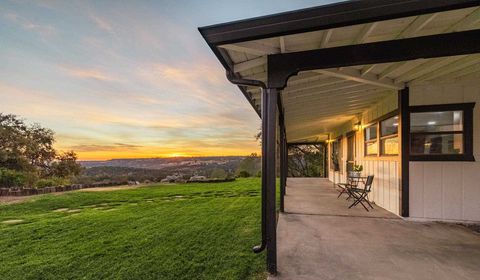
[364,123,378,157]
[409,102,475,113]
[379,114,400,156]
[366,109,399,126]
[411,131,463,135]
[409,102,475,162]
[364,110,399,157]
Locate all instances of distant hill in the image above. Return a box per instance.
[76,156,247,183]
[80,156,245,170]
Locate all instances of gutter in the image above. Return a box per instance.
[226,70,267,254]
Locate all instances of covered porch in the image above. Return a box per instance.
[274,178,480,279]
[200,0,480,275]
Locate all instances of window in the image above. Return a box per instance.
[380,116,399,155]
[330,138,341,171]
[410,103,475,161]
[364,124,378,156]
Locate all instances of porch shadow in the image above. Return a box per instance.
[284,178,398,219]
[272,178,480,280]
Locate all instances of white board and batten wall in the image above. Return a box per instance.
[409,73,480,223]
[328,93,401,216]
[327,72,480,222]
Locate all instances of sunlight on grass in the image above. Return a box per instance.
[0,178,265,280]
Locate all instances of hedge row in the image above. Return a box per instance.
[0,181,130,197]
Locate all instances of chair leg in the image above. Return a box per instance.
[348,192,360,208]
[349,192,370,211]
[357,197,369,211]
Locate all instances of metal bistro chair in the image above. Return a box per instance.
[347,175,374,211]
[336,176,363,199]
[336,180,352,198]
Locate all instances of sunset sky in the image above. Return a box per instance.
[1,0,336,160]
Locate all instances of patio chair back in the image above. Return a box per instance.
[364,175,374,192]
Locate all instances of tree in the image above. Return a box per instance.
[0,114,82,187]
[236,153,261,177]
[210,168,227,179]
[50,151,83,178]
[288,144,325,177]
[0,114,31,171]
[0,114,56,172]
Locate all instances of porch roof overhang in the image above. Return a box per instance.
[199,0,480,143]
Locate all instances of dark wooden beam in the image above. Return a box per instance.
[268,29,480,89]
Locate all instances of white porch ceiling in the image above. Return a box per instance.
[219,6,480,143]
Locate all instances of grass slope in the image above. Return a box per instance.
[0,178,265,280]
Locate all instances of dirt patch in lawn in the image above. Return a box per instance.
[2,219,25,225]
[0,196,37,205]
[77,184,145,192]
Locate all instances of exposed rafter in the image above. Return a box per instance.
[395,56,465,82]
[415,54,480,81]
[285,85,388,107]
[378,61,409,80]
[249,71,329,95]
[361,65,376,76]
[282,77,346,95]
[366,13,437,77]
[286,101,389,121]
[233,56,266,73]
[284,82,365,100]
[435,62,480,80]
[353,22,377,44]
[445,7,480,32]
[220,41,279,56]
[285,91,388,110]
[312,68,404,90]
[279,36,286,53]
[268,29,480,88]
[320,29,333,48]
[397,13,438,39]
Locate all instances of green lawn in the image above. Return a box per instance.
[0,178,266,280]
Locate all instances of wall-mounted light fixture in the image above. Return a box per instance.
[353,121,362,131]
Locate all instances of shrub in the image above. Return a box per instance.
[210,168,227,179]
[0,168,27,187]
[238,170,251,178]
[35,177,70,188]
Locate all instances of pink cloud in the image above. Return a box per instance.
[60,65,118,81]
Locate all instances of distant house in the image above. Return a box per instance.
[199,0,480,274]
[188,175,207,182]
[160,174,184,183]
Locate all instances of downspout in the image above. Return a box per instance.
[226,70,267,254]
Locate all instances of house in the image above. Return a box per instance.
[199,0,480,274]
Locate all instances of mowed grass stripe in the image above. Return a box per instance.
[0,178,265,280]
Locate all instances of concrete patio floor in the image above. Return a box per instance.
[272,178,480,280]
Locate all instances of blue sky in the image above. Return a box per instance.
[0,0,338,160]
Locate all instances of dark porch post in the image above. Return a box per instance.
[263,88,277,275]
[399,87,410,217]
[279,116,286,213]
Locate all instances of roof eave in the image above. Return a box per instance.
[199,0,480,46]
